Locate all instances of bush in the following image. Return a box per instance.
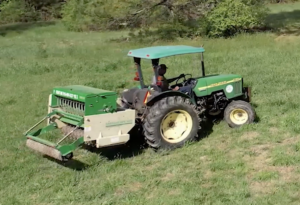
[0,0,65,24]
[266,0,300,3]
[61,0,143,31]
[60,0,90,31]
[203,0,269,38]
[61,0,271,39]
[0,0,38,24]
[125,21,197,43]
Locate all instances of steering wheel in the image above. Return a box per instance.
[183,77,197,87]
[175,74,192,85]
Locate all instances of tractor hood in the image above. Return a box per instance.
[52,85,116,102]
[204,74,242,86]
[194,74,244,98]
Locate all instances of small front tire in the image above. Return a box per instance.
[224,100,255,128]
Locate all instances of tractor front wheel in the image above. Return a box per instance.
[224,100,255,128]
[143,96,201,150]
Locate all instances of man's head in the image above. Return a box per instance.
[158,64,167,76]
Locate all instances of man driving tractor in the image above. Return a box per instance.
[151,64,193,96]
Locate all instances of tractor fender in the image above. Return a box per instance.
[146,91,191,107]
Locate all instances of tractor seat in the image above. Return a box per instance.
[120,87,139,108]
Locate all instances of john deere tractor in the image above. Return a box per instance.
[24,45,255,161]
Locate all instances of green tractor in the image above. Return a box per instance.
[24,45,255,161]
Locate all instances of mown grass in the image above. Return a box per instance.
[1,3,300,205]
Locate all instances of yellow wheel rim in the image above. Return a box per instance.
[229,108,248,125]
[160,109,193,143]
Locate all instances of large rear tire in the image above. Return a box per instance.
[224,100,255,128]
[143,96,201,150]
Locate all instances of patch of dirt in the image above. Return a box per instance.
[128,182,143,192]
[114,188,124,196]
[145,164,160,171]
[201,182,212,188]
[215,137,231,151]
[161,173,175,181]
[269,127,279,135]
[199,156,208,161]
[274,34,300,42]
[269,166,296,183]
[281,135,300,145]
[250,181,275,196]
[168,189,181,196]
[249,165,298,196]
[244,143,300,196]
[114,182,143,196]
[58,40,74,48]
[274,34,286,41]
[204,170,213,179]
[241,131,260,141]
[244,144,274,193]
[246,144,273,169]
[146,192,155,199]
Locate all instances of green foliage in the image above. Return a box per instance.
[204,0,269,38]
[61,0,143,31]
[0,0,64,24]
[60,0,89,31]
[121,0,270,41]
[0,0,298,38]
[0,0,38,24]
[125,19,203,44]
[27,0,65,20]
[61,0,218,32]
[266,0,300,3]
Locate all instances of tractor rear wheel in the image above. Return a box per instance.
[224,100,255,128]
[143,96,201,150]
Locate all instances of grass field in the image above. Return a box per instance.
[1,3,300,205]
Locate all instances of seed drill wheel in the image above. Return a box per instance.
[224,100,255,128]
[143,96,201,149]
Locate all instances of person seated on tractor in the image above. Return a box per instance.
[151,64,193,96]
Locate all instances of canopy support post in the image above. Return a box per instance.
[134,57,145,88]
[201,52,205,77]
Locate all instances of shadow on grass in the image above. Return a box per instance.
[83,124,148,161]
[251,102,261,124]
[0,21,56,37]
[39,125,147,171]
[198,116,216,140]
[40,125,147,171]
[43,156,90,171]
[91,118,220,160]
[265,9,300,36]
[39,106,259,171]
[47,119,218,171]
[38,106,258,170]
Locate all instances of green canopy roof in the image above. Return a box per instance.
[127,45,205,59]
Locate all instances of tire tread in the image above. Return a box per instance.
[143,96,201,149]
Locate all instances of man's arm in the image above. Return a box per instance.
[166,74,185,83]
[151,75,156,85]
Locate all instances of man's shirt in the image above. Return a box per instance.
[152,75,169,91]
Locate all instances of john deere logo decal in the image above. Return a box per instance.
[55,90,79,100]
[226,85,233,93]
